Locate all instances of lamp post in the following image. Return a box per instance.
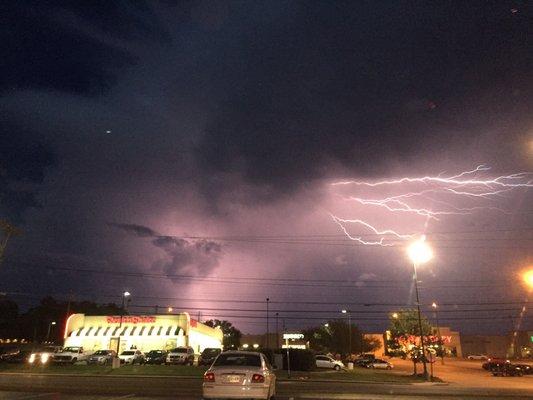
[116,291,130,354]
[275,312,279,349]
[432,302,444,365]
[341,309,351,355]
[407,236,433,381]
[266,298,270,349]
[46,321,56,342]
[512,269,533,357]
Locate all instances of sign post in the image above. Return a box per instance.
[283,333,303,379]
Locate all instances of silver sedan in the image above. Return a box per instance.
[203,351,276,400]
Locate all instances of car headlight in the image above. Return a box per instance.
[29,354,36,364]
[41,353,50,364]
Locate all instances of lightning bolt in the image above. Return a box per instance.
[331,165,532,246]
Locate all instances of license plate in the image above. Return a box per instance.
[226,375,240,383]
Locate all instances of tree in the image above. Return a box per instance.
[204,319,241,349]
[304,320,373,356]
[16,297,125,343]
[387,309,433,375]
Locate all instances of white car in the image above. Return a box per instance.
[467,354,488,360]
[203,351,276,400]
[119,350,144,364]
[315,355,344,370]
[366,359,393,370]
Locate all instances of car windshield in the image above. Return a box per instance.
[148,350,163,355]
[94,350,109,355]
[203,349,220,355]
[170,348,188,353]
[62,347,80,352]
[214,354,261,367]
[121,351,135,355]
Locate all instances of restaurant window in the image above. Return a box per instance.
[85,327,94,336]
[94,327,102,336]
[103,327,111,336]
[120,326,128,336]
[139,326,146,336]
[112,326,120,336]
[130,327,137,336]
[166,326,172,335]
[148,326,155,335]
[156,326,163,336]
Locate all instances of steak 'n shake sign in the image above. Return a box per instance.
[106,316,156,324]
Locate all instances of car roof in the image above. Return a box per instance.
[221,350,263,356]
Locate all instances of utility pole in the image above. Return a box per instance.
[0,220,21,268]
[266,298,270,349]
[275,312,279,349]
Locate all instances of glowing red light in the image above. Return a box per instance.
[204,372,215,382]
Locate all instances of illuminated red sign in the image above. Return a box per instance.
[106,316,156,324]
[190,319,197,328]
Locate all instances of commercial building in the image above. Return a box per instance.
[64,313,223,354]
[384,326,462,358]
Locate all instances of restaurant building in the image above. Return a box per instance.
[64,313,223,354]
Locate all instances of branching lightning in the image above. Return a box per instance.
[331,165,532,246]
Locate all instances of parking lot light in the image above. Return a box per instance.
[407,236,433,381]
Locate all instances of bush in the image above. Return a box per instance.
[280,349,315,371]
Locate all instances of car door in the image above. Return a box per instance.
[316,356,328,368]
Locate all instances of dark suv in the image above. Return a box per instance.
[145,350,168,365]
[198,348,222,366]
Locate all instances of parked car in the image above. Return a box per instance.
[1,349,31,363]
[119,350,145,365]
[366,359,393,370]
[87,349,117,365]
[482,358,509,370]
[355,358,373,367]
[467,354,488,360]
[166,346,195,365]
[315,355,344,371]
[203,351,276,400]
[52,346,89,364]
[28,345,62,365]
[491,362,524,377]
[144,350,168,365]
[199,348,222,366]
[514,364,533,375]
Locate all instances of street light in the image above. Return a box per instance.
[392,312,399,319]
[266,298,270,349]
[46,321,56,342]
[116,291,131,354]
[407,236,433,380]
[523,270,533,290]
[167,307,173,313]
[341,309,352,355]
[432,302,444,365]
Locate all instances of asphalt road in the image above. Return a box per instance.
[0,374,532,399]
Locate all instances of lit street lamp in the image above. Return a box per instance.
[407,236,433,380]
[341,309,352,355]
[116,291,131,354]
[523,270,533,290]
[46,321,56,342]
[432,302,444,365]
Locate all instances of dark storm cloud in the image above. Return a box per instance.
[196,1,532,199]
[111,223,222,278]
[0,120,56,223]
[0,1,153,96]
[108,223,157,238]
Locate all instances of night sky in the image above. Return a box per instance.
[1,1,532,335]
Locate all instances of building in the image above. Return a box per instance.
[460,334,510,358]
[384,326,462,358]
[64,313,223,354]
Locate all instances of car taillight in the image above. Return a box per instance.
[204,372,215,382]
[251,374,264,383]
